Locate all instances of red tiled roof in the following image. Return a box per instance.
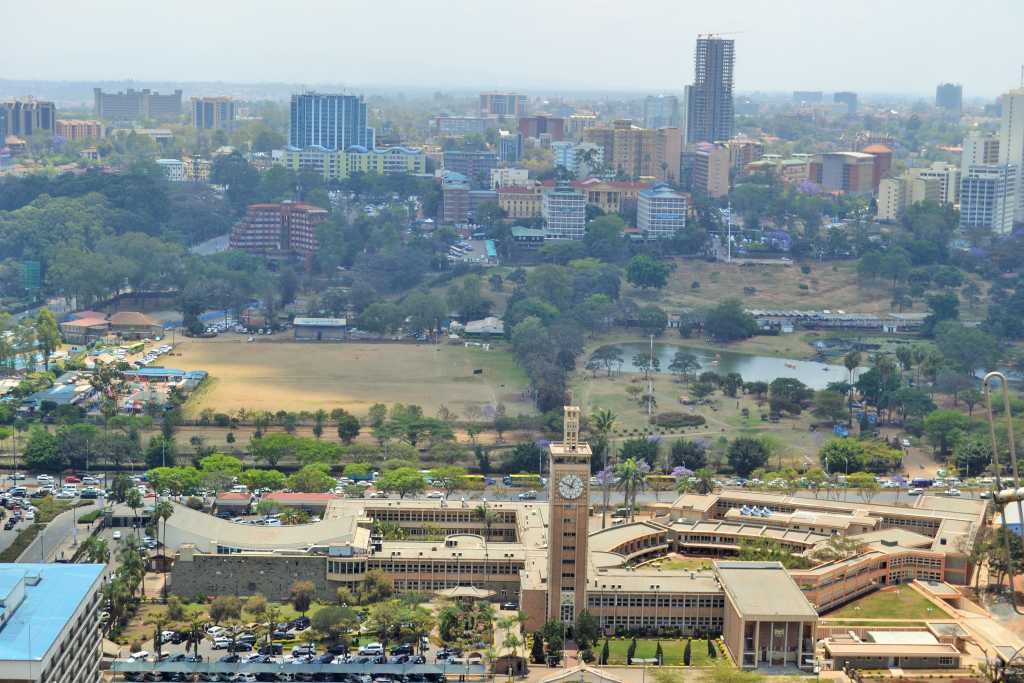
[109,311,158,327]
[861,144,893,154]
[61,317,109,328]
[217,492,250,501]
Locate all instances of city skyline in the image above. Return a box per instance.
[5,0,1024,97]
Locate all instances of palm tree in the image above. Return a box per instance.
[473,505,499,540]
[615,458,648,522]
[82,536,110,564]
[153,500,174,599]
[843,351,861,385]
[125,487,143,538]
[590,409,617,528]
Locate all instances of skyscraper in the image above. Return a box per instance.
[643,94,681,129]
[685,36,735,143]
[833,91,858,115]
[998,88,1024,223]
[935,83,963,115]
[0,99,56,137]
[288,92,372,152]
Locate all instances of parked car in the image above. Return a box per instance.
[516,491,537,500]
[211,637,232,650]
[291,644,316,657]
[358,643,384,656]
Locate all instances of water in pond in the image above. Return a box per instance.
[601,343,849,390]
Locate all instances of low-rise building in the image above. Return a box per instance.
[293,317,348,341]
[54,119,104,141]
[498,184,543,218]
[510,225,545,249]
[108,311,162,339]
[490,167,530,189]
[156,158,185,182]
[0,563,105,683]
[278,146,426,181]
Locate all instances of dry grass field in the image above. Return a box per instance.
[641,258,894,313]
[173,338,533,418]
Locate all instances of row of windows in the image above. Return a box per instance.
[370,509,516,524]
[588,594,725,609]
[367,561,524,575]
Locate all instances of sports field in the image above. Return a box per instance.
[173,338,533,418]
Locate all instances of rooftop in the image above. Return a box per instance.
[293,317,347,327]
[714,561,818,619]
[0,563,104,662]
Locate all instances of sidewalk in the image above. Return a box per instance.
[16,507,102,563]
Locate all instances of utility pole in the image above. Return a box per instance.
[647,335,655,417]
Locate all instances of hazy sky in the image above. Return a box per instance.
[9,0,1024,97]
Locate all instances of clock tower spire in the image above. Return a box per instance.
[547,405,592,624]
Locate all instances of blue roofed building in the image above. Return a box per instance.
[0,563,105,682]
[637,183,688,239]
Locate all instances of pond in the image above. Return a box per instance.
[600,342,850,390]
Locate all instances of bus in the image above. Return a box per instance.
[502,473,542,488]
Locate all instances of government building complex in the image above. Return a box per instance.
[144,408,992,672]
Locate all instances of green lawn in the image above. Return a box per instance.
[644,557,714,571]
[825,587,942,620]
[605,638,718,666]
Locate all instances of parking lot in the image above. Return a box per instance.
[116,629,483,682]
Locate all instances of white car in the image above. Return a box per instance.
[112,530,122,540]
[908,488,924,496]
[129,650,150,661]
[358,643,384,656]
[55,490,76,500]
[211,637,232,650]
[425,491,444,499]
[945,488,962,497]
[900,438,912,448]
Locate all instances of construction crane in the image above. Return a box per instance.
[697,31,745,39]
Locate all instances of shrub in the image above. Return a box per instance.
[800,265,811,275]
[214,413,231,427]
[78,509,103,523]
[185,497,204,510]
[649,412,707,428]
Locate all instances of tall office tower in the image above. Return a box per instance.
[546,406,591,623]
[685,36,735,143]
[935,83,963,115]
[480,92,528,116]
[191,97,236,130]
[643,94,681,129]
[998,89,1024,222]
[288,92,372,152]
[834,91,858,114]
[0,99,56,136]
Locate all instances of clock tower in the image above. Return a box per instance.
[547,405,591,624]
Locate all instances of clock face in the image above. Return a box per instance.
[558,474,584,500]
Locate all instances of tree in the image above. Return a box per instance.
[336,412,361,444]
[847,471,880,503]
[429,465,468,496]
[923,409,970,455]
[670,440,706,470]
[922,292,960,336]
[625,255,672,290]
[366,599,405,649]
[290,580,316,615]
[620,438,660,469]
[637,306,668,336]
[287,463,336,492]
[843,352,860,385]
[376,467,426,498]
[615,458,648,521]
[209,595,242,624]
[669,350,700,384]
[23,427,65,472]
[954,437,992,478]
[727,437,769,477]
[240,468,287,491]
[812,390,847,423]
[768,377,812,415]
[934,320,998,373]
[311,605,360,642]
[683,639,691,666]
[34,309,61,370]
[703,299,758,342]
[152,500,174,597]
[531,631,545,664]
[574,610,600,650]
[82,536,110,564]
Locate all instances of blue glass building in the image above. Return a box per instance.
[289,92,373,151]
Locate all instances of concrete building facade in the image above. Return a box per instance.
[686,36,735,143]
[55,119,103,141]
[0,99,56,136]
[93,88,182,120]
[693,142,731,198]
[480,92,527,117]
[542,182,586,240]
[935,83,963,115]
[959,163,1018,234]
[583,121,682,182]
[443,150,498,189]
[191,96,236,130]
[0,564,105,683]
[228,201,329,257]
[637,183,688,238]
[279,146,425,181]
[289,92,372,152]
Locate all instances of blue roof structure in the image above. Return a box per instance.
[0,563,104,661]
[123,368,186,378]
[484,240,497,258]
